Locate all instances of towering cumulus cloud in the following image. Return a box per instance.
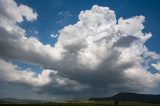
[0,0,160,100]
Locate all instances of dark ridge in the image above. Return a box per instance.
[89,92,160,103]
[0,98,47,104]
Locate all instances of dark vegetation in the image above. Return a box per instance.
[0,102,160,106]
[0,92,160,106]
[89,92,160,103]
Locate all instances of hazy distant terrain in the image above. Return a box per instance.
[1,93,160,106]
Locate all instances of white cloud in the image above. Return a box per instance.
[0,0,37,25]
[0,1,160,100]
[152,63,160,72]
[117,16,145,35]
[0,58,87,94]
[50,34,58,38]
[19,5,38,21]
[0,58,52,86]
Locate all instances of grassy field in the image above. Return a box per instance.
[0,101,160,106]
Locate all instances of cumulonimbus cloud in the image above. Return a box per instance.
[0,0,160,99]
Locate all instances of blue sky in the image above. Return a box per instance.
[0,0,160,100]
[13,0,160,75]
[15,0,160,52]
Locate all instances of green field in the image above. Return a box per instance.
[0,101,160,106]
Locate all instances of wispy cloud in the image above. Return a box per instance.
[50,34,58,38]
[56,11,72,25]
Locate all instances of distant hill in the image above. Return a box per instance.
[0,98,47,104]
[89,92,160,103]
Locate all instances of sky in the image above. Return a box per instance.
[0,0,160,101]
